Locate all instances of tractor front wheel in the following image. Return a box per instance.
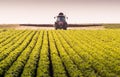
[63,27,67,30]
[55,27,58,30]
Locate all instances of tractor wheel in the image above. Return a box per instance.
[63,23,67,30]
[54,24,58,30]
[55,27,57,30]
[63,26,67,30]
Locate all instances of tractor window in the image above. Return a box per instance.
[57,16,65,21]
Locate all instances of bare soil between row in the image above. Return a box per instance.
[0,25,105,30]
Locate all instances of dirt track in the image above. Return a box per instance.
[13,26,104,30]
[0,25,105,30]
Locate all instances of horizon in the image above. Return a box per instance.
[0,0,120,24]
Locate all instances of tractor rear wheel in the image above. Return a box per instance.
[63,27,67,30]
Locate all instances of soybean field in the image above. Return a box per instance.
[0,29,120,77]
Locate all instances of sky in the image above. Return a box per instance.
[0,0,120,24]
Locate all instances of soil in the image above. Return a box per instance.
[0,25,105,30]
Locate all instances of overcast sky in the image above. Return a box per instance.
[0,0,120,24]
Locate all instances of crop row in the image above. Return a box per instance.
[0,29,120,77]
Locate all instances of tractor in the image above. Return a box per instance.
[54,12,68,30]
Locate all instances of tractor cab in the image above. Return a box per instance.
[57,15,65,21]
